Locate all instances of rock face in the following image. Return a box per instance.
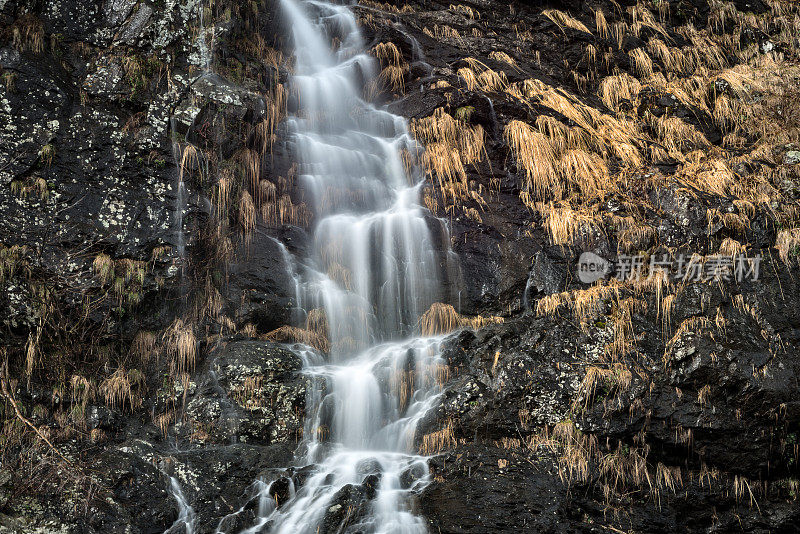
[2,0,800,532]
[421,277,800,531]
[180,341,306,445]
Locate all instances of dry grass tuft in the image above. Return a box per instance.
[305,308,329,341]
[543,9,591,35]
[598,73,642,112]
[489,50,519,71]
[418,303,503,336]
[379,64,408,93]
[410,108,487,211]
[539,203,603,248]
[92,253,115,285]
[11,15,44,54]
[574,363,633,410]
[130,331,157,366]
[595,9,609,39]
[238,190,256,236]
[262,325,329,353]
[70,375,95,408]
[449,3,480,20]
[629,48,655,79]
[373,42,407,95]
[418,303,463,336]
[373,42,402,66]
[326,262,353,291]
[163,319,197,376]
[477,68,508,93]
[775,229,800,265]
[179,144,202,185]
[457,67,478,91]
[536,281,619,330]
[559,149,611,201]
[261,194,311,228]
[419,419,456,455]
[649,114,710,157]
[99,367,145,412]
[423,25,462,42]
[679,158,741,197]
[504,120,559,201]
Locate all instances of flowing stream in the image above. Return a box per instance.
[163,0,457,532]
[240,0,454,532]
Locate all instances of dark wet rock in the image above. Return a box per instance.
[398,462,426,490]
[362,473,381,499]
[355,458,382,476]
[165,442,295,529]
[526,248,569,299]
[103,0,138,29]
[423,255,800,532]
[421,445,573,534]
[82,56,125,97]
[320,484,370,534]
[422,442,800,533]
[268,476,293,507]
[91,448,177,533]
[85,404,120,431]
[429,318,576,439]
[2,0,800,531]
[290,464,317,490]
[116,3,154,45]
[180,340,306,445]
[225,228,296,332]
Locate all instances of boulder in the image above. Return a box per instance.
[181,341,306,445]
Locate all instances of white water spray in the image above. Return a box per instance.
[231,0,456,532]
[165,476,197,534]
[196,0,215,75]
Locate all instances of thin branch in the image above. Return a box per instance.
[0,360,75,468]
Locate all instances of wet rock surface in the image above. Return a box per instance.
[417,260,800,531]
[1,0,800,532]
[179,340,306,445]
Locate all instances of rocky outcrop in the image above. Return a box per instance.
[417,256,800,531]
[178,340,306,445]
[1,0,800,531]
[0,339,303,532]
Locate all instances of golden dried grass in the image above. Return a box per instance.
[775,228,800,265]
[419,419,456,455]
[418,302,503,336]
[543,9,592,34]
[99,367,145,412]
[504,120,559,200]
[262,325,330,353]
[629,48,655,78]
[598,72,642,112]
[410,108,487,210]
[488,50,519,71]
[595,9,609,39]
[558,149,612,201]
[163,319,197,376]
[373,42,402,66]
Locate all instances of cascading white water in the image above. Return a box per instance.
[283,0,449,358]
[165,476,197,534]
[196,0,214,74]
[223,0,456,532]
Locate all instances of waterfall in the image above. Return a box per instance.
[196,0,214,75]
[232,0,455,532]
[165,476,197,534]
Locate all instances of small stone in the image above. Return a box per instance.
[785,151,800,165]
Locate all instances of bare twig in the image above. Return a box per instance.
[0,360,75,468]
